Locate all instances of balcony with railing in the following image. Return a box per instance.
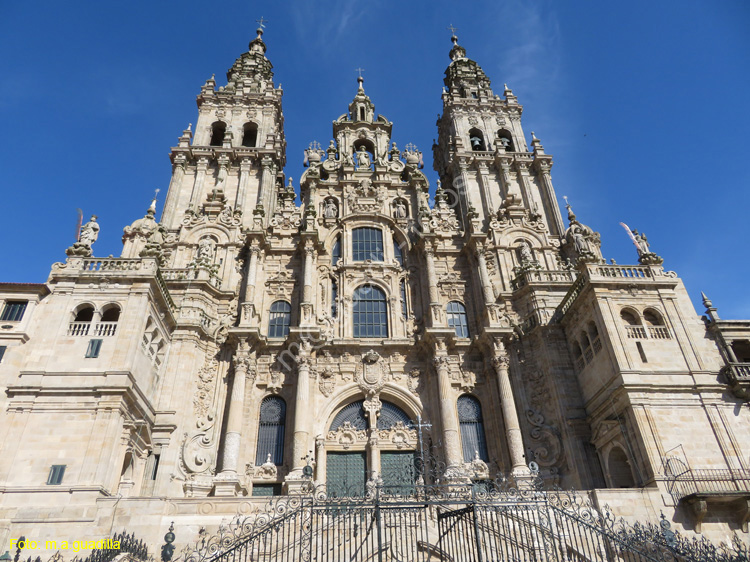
[68,321,118,337]
[511,269,577,291]
[665,468,750,532]
[722,362,750,400]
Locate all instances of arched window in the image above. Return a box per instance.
[496,129,514,152]
[268,301,291,338]
[70,305,95,336]
[329,399,411,431]
[377,401,412,430]
[607,446,635,488]
[400,279,408,319]
[331,279,338,318]
[447,301,469,338]
[353,285,388,338]
[332,235,341,266]
[330,400,368,430]
[209,122,226,147]
[468,128,486,151]
[643,309,664,326]
[256,397,286,465]
[100,306,120,322]
[74,306,95,322]
[242,122,257,147]
[620,309,639,326]
[458,395,488,462]
[352,227,384,262]
[393,239,404,266]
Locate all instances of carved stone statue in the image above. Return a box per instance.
[79,215,100,246]
[632,230,650,256]
[355,145,371,169]
[197,237,215,261]
[393,199,407,219]
[323,198,338,219]
[518,241,534,265]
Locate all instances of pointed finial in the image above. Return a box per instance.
[563,195,576,222]
[148,188,160,215]
[187,123,192,132]
[447,24,458,43]
[255,16,267,38]
[701,292,713,309]
[531,131,538,141]
[355,68,365,91]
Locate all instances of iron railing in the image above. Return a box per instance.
[171,481,750,562]
[666,467,750,503]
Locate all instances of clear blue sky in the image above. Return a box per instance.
[1,1,748,317]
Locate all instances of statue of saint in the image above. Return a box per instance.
[323,199,338,219]
[197,237,215,261]
[571,225,589,254]
[356,145,371,169]
[518,241,534,265]
[393,199,407,218]
[79,215,100,246]
[632,230,650,256]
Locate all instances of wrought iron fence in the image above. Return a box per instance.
[172,479,749,562]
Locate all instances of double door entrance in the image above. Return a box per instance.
[326,451,416,497]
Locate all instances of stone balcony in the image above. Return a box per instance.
[722,362,750,400]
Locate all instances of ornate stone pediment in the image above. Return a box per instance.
[345,178,387,214]
[377,421,417,449]
[327,421,368,449]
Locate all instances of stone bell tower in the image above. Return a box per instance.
[433,33,564,242]
[159,24,286,234]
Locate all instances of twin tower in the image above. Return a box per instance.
[0,26,745,551]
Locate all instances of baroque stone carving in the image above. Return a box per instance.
[345,178,387,214]
[377,421,417,449]
[355,349,387,396]
[327,421,367,449]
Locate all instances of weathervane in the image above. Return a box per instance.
[447,24,458,36]
[355,67,365,78]
[256,16,268,29]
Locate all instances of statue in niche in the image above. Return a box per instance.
[393,199,407,219]
[79,215,100,246]
[197,237,215,261]
[323,198,338,219]
[355,145,371,169]
[519,241,534,265]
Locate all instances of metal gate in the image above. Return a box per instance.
[175,481,749,562]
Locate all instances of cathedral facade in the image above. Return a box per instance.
[0,27,749,554]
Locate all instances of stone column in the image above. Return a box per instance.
[241,245,261,326]
[161,155,186,227]
[215,346,253,496]
[300,241,316,326]
[433,355,463,472]
[425,245,442,326]
[289,341,312,482]
[314,436,326,485]
[236,157,252,211]
[534,158,565,237]
[475,247,496,305]
[491,346,527,474]
[258,156,276,220]
[188,156,210,212]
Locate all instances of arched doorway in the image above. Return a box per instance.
[324,399,417,497]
